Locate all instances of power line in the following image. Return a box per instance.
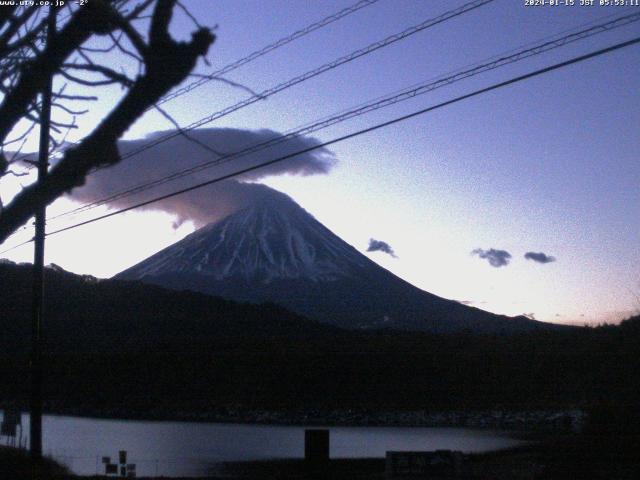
[111,0,495,164]
[44,0,494,219]
[16,0,491,173]
[42,36,640,239]
[154,0,382,107]
[0,236,34,256]
[49,11,640,221]
[2,0,491,248]
[14,0,492,221]
[8,0,380,165]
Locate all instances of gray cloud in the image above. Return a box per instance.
[69,128,336,227]
[524,251,556,264]
[367,239,397,258]
[471,248,512,268]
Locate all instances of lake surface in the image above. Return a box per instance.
[2,412,522,477]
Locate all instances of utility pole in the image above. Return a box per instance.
[30,5,56,460]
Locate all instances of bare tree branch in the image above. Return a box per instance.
[2,119,37,147]
[52,93,99,101]
[108,29,145,62]
[0,6,39,56]
[0,0,215,243]
[52,102,89,116]
[124,0,156,21]
[188,73,263,98]
[0,1,120,143]
[62,62,135,87]
[153,102,225,157]
[176,0,202,29]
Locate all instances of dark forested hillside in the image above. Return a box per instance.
[0,261,340,355]
[1,261,638,418]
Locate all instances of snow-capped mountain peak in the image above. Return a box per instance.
[119,190,369,284]
[117,186,548,333]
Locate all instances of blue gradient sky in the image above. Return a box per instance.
[2,0,639,324]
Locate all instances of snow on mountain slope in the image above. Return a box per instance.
[119,189,370,283]
[117,187,551,333]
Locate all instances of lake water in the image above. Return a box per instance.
[1,412,522,477]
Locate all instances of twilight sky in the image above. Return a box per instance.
[2,0,639,325]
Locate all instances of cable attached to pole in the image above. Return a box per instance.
[30,3,56,461]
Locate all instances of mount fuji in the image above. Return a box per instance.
[116,188,547,333]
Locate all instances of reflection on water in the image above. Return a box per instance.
[1,411,521,477]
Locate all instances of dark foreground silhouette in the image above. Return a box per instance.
[0,262,638,419]
[1,263,639,478]
[3,429,640,480]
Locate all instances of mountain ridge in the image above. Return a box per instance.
[116,188,554,334]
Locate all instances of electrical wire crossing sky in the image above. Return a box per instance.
[1,0,639,326]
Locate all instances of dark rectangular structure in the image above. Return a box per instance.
[305,429,330,464]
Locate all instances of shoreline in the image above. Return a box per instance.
[5,403,585,432]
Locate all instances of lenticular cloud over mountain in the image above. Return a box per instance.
[69,128,336,226]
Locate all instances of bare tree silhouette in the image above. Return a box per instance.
[0,0,215,243]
